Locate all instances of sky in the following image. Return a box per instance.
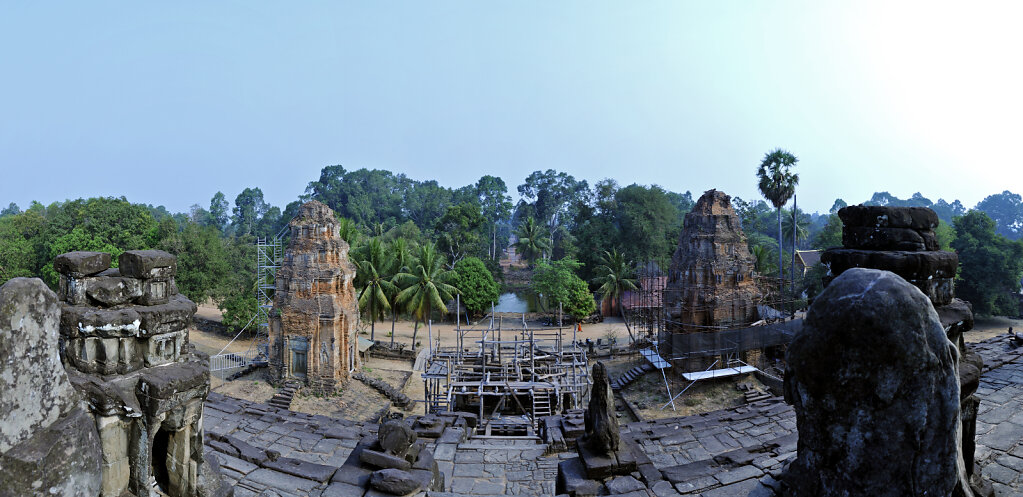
[1,1,1021,215]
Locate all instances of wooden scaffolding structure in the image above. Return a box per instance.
[421,312,591,430]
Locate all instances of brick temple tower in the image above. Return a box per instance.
[269,201,360,392]
[663,189,762,369]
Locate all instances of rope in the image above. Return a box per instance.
[215,313,258,356]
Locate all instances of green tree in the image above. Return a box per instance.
[751,244,778,277]
[592,249,638,343]
[474,175,513,260]
[781,207,811,249]
[157,222,230,304]
[394,243,458,350]
[532,258,595,321]
[976,190,1023,240]
[0,210,46,285]
[513,217,550,264]
[208,192,230,231]
[756,149,799,284]
[935,219,955,251]
[0,203,20,217]
[387,238,415,346]
[812,214,843,250]
[615,184,679,268]
[453,257,500,317]
[952,211,1023,315]
[232,187,268,236]
[435,203,486,267]
[356,238,398,341]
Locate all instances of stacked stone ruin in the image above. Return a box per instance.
[664,189,762,370]
[788,205,989,496]
[269,200,360,393]
[1,250,229,497]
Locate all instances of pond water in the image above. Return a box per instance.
[493,292,542,313]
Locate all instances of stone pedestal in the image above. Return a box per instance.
[52,250,226,497]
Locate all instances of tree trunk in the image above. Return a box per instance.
[370,295,375,342]
[390,308,397,348]
[493,225,497,260]
[411,318,420,351]
[791,195,797,316]
[619,295,635,344]
[777,207,783,301]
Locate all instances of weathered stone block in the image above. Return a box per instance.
[360,448,412,471]
[783,268,961,497]
[138,278,174,306]
[369,468,422,495]
[378,419,416,456]
[145,330,185,367]
[842,226,937,251]
[1,278,79,453]
[136,294,197,336]
[822,248,958,281]
[54,251,111,277]
[0,406,102,497]
[118,249,176,278]
[60,303,141,339]
[87,276,143,307]
[838,205,939,230]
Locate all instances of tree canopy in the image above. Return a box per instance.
[952,211,1023,316]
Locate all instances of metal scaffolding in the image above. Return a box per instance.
[255,234,283,358]
[421,309,592,432]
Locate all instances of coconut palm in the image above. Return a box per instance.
[750,244,778,276]
[513,217,550,264]
[393,242,459,351]
[356,238,397,342]
[387,238,414,347]
[592,249,638,344]
[756,149,799,284]
[781,208,811,248]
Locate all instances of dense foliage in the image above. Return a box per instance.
[453,257,500,317]
[952,211,1023,316]
[532,258,596,320]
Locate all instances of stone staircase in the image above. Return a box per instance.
[268,380,301,410]
[738,381,772,403]
[611,363,654,391]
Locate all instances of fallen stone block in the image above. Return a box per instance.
[360,449,412,471]
[369,468,422,495]
[261,456,337,482]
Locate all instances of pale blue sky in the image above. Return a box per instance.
[1,1,1021,214]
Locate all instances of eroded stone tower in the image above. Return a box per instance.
[269,200,360,392]
[663,190,761,369]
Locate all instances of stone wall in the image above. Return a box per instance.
[269,200,360,393]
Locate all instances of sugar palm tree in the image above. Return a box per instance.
[514,217,550,264]
[756,149,799,285]
[387,238,414,347]
[592,249,638,344]
[393,242,458,351]
[356,238,396,342]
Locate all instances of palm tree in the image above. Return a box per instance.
[514,217,550,265]
[387,238,414,347]
[393,242,458,351]
[337,217,361,248]
[356,238,397,342]
[781,208,810,248]
[751,244,778,276]
[756,149,799,287]
[592,249,638,344]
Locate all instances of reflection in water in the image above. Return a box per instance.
[493,292,541,313]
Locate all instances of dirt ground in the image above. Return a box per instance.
[601,355,770,420]
[965,315,1023,343]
